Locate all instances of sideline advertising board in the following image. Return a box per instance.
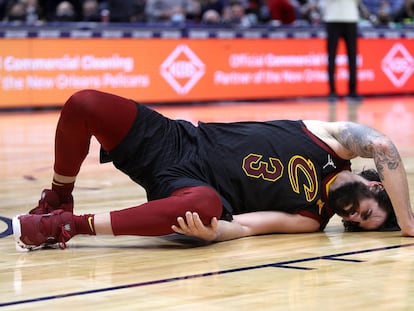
[0,35,413,107]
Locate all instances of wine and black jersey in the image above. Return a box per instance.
[101,103,351,231]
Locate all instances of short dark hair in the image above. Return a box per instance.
[342,169,399,232]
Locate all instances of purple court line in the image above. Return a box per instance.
[1,242,414,307]
[0,217,12,238]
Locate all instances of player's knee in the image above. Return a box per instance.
[173,186,223,222]
[62,89,100,117]
[194,186,222,219]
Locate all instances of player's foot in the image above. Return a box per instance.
[29,189,73,215]
[346,92,363,104]
[327,92,339,104]
[13,210,76,251]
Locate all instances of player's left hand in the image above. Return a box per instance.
[172,211,219,241]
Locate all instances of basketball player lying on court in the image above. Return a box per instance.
[13,90,414,251]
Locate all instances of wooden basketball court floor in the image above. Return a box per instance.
[1,95,414,310]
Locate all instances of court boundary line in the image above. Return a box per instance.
[2,242,414,307]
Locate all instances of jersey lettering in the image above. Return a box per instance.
[242,153,318,203]
[288,155,318,202]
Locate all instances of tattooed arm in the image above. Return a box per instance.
[304,120,414,236]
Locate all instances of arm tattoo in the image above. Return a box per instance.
[339,123,401,179]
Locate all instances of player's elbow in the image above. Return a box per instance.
[373,137,400,160]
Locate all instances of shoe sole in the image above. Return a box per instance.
[12,214,30,252]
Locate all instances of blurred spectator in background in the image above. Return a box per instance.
[244,0,268,23]
[40,0,82,21]
[106,0,146,23]
[361,0,401,25]
[201,0,227,16]
[145,0,194,24]
[394,0,414,23]
[81,0,100,21]
[222,0,257,27]
[186,0,202,23]
[4,1,26,23]
[201,8,221,24]
[267,0,296,25]
[24,0,43,24]
[376,0,392,24]
[3,0,43,24]
[53,1,76,21]
[3,0,410,24]
[297,0,322,24]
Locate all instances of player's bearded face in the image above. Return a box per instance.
[328,181,387,230]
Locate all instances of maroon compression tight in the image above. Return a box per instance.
[55,90,222,236]
[54,89,138,176]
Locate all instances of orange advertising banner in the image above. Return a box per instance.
[0,38,413,107]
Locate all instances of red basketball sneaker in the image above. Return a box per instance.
[13,210,76,251]
[29,189,74,215]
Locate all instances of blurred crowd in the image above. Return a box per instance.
[0,0,413,27]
